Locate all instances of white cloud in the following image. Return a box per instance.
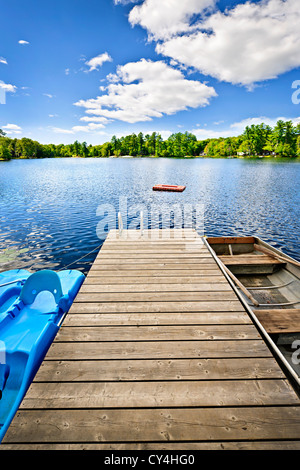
[18,40,30,45]
[72,123,105,132]
[52,127,75,135]
[155,0,300,87]
[2,123,22,135]
[74,59,217,123]
[0,81,17,93]
[43,93,54,98]
[52,122,106,135]
[0,57,7,65]
[80,116,110,124]
[129,0,216,40]
[114,0,139,4]
[85,52,113,72]
[126,0,300,87]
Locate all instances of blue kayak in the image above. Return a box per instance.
[0,268,85,442]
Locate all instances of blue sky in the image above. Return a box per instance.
[0,0,300,145]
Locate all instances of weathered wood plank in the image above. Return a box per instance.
[254,309,300,334]
[34,358,285,382]
[102,241,205,248]
[21,380,298,409]
[68,300,243,313]
[46,339,272,360]
[4,229,299,448]
[56,324,260,342]
[97,247,211,260]
[90,263,218,271]
[100,249,208,255]
[5,407,300,443]
[219,255,283,265]
[79,282,232,293]
[107,229,199,239]
[207,237,255,244]
[74,291,238,303]
[94,258,216,266]
[85,275,227,283]
[2,441,300,450]
[63,312,252,326]
[87,269,223,276]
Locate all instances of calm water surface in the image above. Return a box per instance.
[0,157,299,274]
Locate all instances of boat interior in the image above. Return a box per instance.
[206,236,300,381]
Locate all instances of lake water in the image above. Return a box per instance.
[0,157,299,274]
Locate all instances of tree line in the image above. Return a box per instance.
[1,120,300,161]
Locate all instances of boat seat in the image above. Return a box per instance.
[20,270,63,305]
[219,255,284,266]
[253,309,300,334]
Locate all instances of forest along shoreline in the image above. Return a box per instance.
[1,120,300,160]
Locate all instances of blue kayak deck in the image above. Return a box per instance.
[1,229,300,449]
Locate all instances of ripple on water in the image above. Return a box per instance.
[0,157,299,274]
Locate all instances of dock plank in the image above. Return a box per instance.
[3,229,300,449]
[33,358,286,382]
[5,407,300,443]
[79,282,232,292]
[56,324,260,341]
[69,300,244,313]
[74,291,239,303]
[63,312,252,326]
[21,379,298,409]
[46,339,273,360]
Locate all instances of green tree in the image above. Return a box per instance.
[297,135,300,157]
[242,123,272,156]
[0,137,12,160]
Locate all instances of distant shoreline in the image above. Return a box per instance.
[1,155,300,162]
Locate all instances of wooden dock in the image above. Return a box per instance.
[2,229,300,449]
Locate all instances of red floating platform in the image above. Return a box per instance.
[153,184,186,192]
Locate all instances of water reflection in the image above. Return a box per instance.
[0,157,299,274]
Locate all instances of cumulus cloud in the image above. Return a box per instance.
[85,52,113,72]
[18,40,30,45]
[72,123,106,132]
[80,116,110,124]
[52,127,75,134]
[74,59,217,123]
[0,57,7,65]
[52,122,106,135]
[127,0,300,88]
[0,81,17,93]
[129,0,216,40]
[2,123,22,134]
